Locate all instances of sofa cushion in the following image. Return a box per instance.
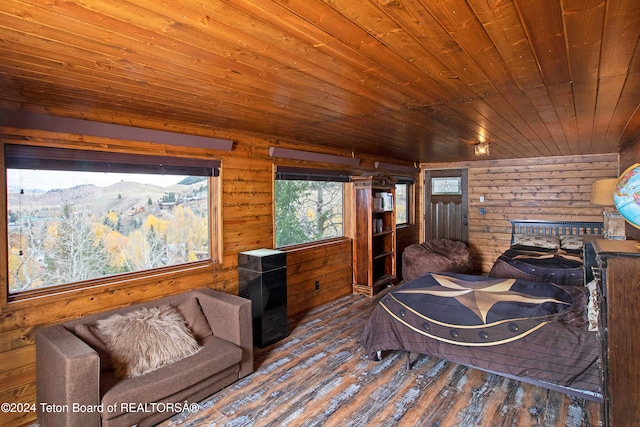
[177,297,212,340]
[73,323,113,371]
[100,334,242,420]
[96,305,202,378]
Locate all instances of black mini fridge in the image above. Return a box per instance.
[238,249,287,347]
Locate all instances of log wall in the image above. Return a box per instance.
[422,153,620,273]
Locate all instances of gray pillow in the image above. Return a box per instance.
[177,297,212,341]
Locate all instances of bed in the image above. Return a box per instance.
[488,220,603,286]
[360,271,602,401]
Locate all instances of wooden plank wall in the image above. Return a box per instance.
[396,226,417,282]
[422,153,620,273]
[286,239,353,314]
[0,123,382,426]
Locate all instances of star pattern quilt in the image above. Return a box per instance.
[488,245,584,286]
[361,272,601,401]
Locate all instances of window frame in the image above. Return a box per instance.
[395,177,415,227]
[2,143,222,302]
[274,166,351,249]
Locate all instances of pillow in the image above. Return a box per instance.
[177,297,212,341]
[560,234,583,250]
[512,234,560,249]
[96,305,202,378]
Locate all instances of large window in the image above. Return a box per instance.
[274,167,349,247]
[5,145,219,295]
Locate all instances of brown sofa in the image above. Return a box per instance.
[36,288,253,427]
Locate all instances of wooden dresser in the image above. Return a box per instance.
[587,239,640,427]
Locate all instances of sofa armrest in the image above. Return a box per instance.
[195,288,254,378]
[36,325,101,427]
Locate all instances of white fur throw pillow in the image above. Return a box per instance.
[96,305,202,378]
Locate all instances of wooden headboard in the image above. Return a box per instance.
[510,220,604,244]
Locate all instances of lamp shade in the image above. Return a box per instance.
[590,178,618,206]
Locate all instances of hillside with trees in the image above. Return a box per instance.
[7,178,209,293]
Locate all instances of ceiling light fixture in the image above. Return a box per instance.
[474,141,490,156]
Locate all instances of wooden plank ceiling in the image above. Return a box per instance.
[0,0,639,163]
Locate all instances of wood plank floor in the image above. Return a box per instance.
[159,293,602,427]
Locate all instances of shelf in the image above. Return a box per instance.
[373,230,393,237]
[373,251,394,260]
[373,274,395,287]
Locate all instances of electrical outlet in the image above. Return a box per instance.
[315,280,320,291]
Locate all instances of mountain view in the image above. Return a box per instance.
[7,175,209,293]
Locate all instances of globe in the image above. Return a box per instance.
[614,163,640,229]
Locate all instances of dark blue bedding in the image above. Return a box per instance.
[488,245,584,286]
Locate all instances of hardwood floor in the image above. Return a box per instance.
[159,292,602,427]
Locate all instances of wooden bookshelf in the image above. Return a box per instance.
[348,175,396,296]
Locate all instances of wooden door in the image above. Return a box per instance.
[424,169,468,242]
